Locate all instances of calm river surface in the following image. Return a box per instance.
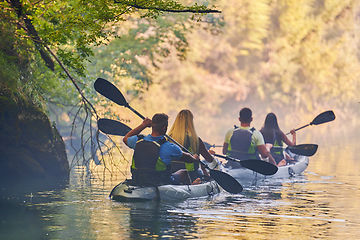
[1,126,360,239]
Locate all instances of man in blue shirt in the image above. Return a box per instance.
[123,113,200,185]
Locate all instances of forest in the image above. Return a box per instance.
[1,0,359,178]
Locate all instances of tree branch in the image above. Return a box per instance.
[114,1,221,13]
[8,0,55,71]
[44,45,99,119]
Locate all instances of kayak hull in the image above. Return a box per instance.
[224,155,309,180]
[110,180,221,202]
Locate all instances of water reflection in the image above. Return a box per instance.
[1,171,359,239]
[111,201,197,239]
[1,130,360,239]
[167,181,349,239]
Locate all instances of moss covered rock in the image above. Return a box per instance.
[0,94,69,189]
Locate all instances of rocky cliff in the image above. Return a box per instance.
[0,94,69,191]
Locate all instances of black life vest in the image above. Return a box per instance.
[261,129,284,164]
[130,135,171,186]
[226,127,260,168]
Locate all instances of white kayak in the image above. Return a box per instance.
[224,154,309,180]
[110,180,222,202]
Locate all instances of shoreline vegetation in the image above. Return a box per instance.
[1,0,360,183]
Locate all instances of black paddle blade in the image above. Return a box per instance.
[98,118,132,136]
[213,153,278,175]
[209,169,243,194]
[94,78,128,107]
[240,160,278,175]
[310,110,335,125]
[287,144,318,156]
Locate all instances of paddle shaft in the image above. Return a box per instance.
[207,144,222,148]
[293,124,310,132]
[128,105,144,120]
[286,123,314,135]
[213,153,238,163]
[286,110,335,135]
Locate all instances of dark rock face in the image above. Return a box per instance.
[0,95,69,190]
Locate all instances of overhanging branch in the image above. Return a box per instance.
[114,1,221,13]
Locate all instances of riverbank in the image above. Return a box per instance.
[0,94,69,194]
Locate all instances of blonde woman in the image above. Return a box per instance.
[168,109,218,183]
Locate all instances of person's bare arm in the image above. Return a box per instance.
[178,152,200,163]
[200,164,210,176]
[257,144,277,165]
[199,138,215,163]
[123,118,151,146]
[222,142,228,155]
[283,130,296,146]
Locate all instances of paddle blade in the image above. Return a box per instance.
[287,144,318,156]
[204,142,222,150]
[98,119,132,136]
[209,169,243,194]
[240,160,278,175]
[204,142,213,150]
[94,78,128,107]
[310,110,335,125]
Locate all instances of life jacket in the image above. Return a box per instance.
[262,130,284,164]
[130,135,171,186]
[270,139,284,164]
[171,136,199,173]
[170,136,201,182]
[226,127,259,168]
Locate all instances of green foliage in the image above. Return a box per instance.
[0,12,36,101]
[1,0,217,111]
[136,0,360,120]
[88,12,191,90]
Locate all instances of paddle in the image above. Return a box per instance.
[203,141,278,175]
[94,78,144,119]
[213,153,278,175]
[203,142,222,149]
[286,110,335,135]
[272,144,318,156]
[94,78,243,194]
[98,118,132,136]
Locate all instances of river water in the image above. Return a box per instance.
[1,126,359,239]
